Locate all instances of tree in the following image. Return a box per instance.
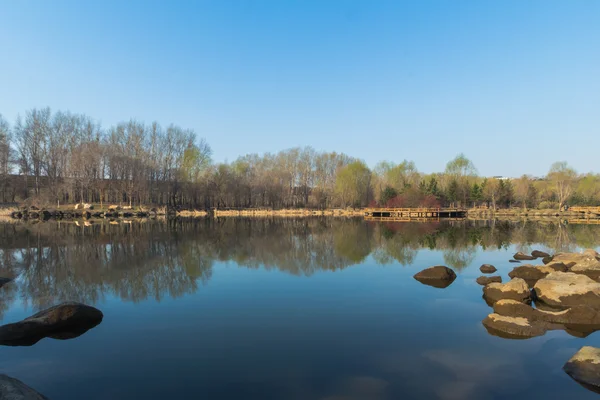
[514,175,536,209]
[548,161,577,211]
[482,178,500,210]
[0,114,12,202]
[335,161,372,207]
[445,154,478,206]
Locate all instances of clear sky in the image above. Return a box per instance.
[1,0,599,177]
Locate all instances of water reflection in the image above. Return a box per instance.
[1,219,600,317]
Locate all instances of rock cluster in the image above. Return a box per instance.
[476,248,600,392]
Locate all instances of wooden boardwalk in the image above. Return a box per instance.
[363,207,466,220]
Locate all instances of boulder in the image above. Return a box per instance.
[482,313,547,339]
[553,252,597,266]
[0,277,13,289]
[564,346,600,394]
[534,272,600,310]
[476,276,502,286]
[0,374,48,400]
[0,302,103,346]
[542,256,554,264]
[494,299,600,326]
[479,264,497,273]
[531,250,551,258]
[413,266,456,288]
[583,249,600,260]
[508,264,568,283]
[513,252,536,261]
[570,258,600,280]
[483,278,531,304]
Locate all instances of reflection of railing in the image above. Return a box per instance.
[567,218,600,225]
[363,207,466,220]
[570,207,600,215]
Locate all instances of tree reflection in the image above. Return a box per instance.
[0,218,599,319]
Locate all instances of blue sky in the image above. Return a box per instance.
[1,0,599,177]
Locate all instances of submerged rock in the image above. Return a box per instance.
[482,313,547,339]
[479,264,497,273]
[483,278,531,304]
[564,346,600,394]
[534,272,600,310]
[531,250,551,258]
[0,302,103,346]
[413,266,457,288]
[0,374,48,399]
[476,276,502,286]
[513,252,536,261]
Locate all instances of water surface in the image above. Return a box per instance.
[1,218,600,399]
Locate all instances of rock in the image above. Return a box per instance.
[483,278,531,304]
[476,276,502,286]
[545,262,569,271]
[508,264,568,283]
[0,374,48,399]
[0,302,103,346]
[570,259,600,279]
[564,346,600,394]
[513,252,536,261]
[482,313,547,339]
[583,249,600,260]
[531,250,551,258]
[413,266,457,288]
[0,277,13,289]
[494,299,600,326]
[534,272,600,310]
[553,252,598,266]
[479,264,497,273]
[542,256,554,264]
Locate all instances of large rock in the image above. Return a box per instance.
[534,272,600,310]
[508,264,568,283]
[0,302,103,346]
[563,346,600,394]
[570,258,600,280]
[513,252,536,261]
[483,278,531,304]
[476,276,502,286]
[0,374,48,399]
[553,251,598,267]
[583,249,600,260]
[413,266,457,288]
[494,299,600,326]
[531,250,551,258]
[482,313,547,339]
[479,264,497,273]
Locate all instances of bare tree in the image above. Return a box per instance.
[548,161,577,211]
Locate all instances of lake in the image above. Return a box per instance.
[1,218,600,399]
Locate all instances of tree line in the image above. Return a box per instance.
[0,108,597,210]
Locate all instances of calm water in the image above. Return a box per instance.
[1,218,600,399]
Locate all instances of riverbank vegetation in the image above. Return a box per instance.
[1,109,598,210]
